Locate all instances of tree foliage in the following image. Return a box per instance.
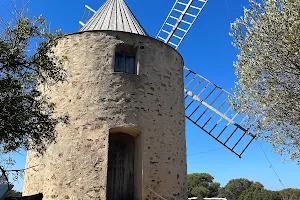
[187,173,220,198]
[237,182,281,200]
[218,178,254,200]
[0,3,66,183]
[238,188,281,200]
[0,5,66,154]
[187,173,300,200]
[217,177,300,200]
[231,0,300,163]
[280,188,300,200]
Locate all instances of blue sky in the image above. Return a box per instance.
[1,0,299,192]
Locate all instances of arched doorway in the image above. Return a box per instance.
[107,133,135,200]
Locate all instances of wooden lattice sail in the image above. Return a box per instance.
[184,67,256,157]
[156,0,208,49]
[156,0,256,157]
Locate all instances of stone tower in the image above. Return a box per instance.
[23,0,187,199]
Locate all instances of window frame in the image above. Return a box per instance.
[114,44,137,74]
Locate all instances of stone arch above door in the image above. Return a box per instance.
[109,127,141,137]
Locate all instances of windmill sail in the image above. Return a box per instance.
[184,68,256,158]
[79,5,96,28]
[156,0,208,49]
[156,0,257,157]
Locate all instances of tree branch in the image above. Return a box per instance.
[0,165,9,184]
[5,165,38,173]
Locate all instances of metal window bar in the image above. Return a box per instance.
[184,67,256,158]
[156,0,208,49]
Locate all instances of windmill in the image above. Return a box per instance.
[79,0,256,158]
[21,1,265,199]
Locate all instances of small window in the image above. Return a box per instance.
[114,45,137,74]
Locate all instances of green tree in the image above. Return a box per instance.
[231,0,300,163]
[225,178,253,200]
[0,3,66,182]
[190,186,209,199]
[209,182,221,198]
[219,178,253,200]
[238,188,280,200]
[238,183,281,200]
[280,188,300,200]
[187,173,221,198]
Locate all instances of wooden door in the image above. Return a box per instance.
[107,133,134,200]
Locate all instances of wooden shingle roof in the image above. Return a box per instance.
[80,0,147,36]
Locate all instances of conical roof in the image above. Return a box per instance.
[80,0,147,36]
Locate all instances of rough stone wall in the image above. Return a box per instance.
[23,31,187,200]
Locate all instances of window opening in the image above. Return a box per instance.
[114,45,137,74]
